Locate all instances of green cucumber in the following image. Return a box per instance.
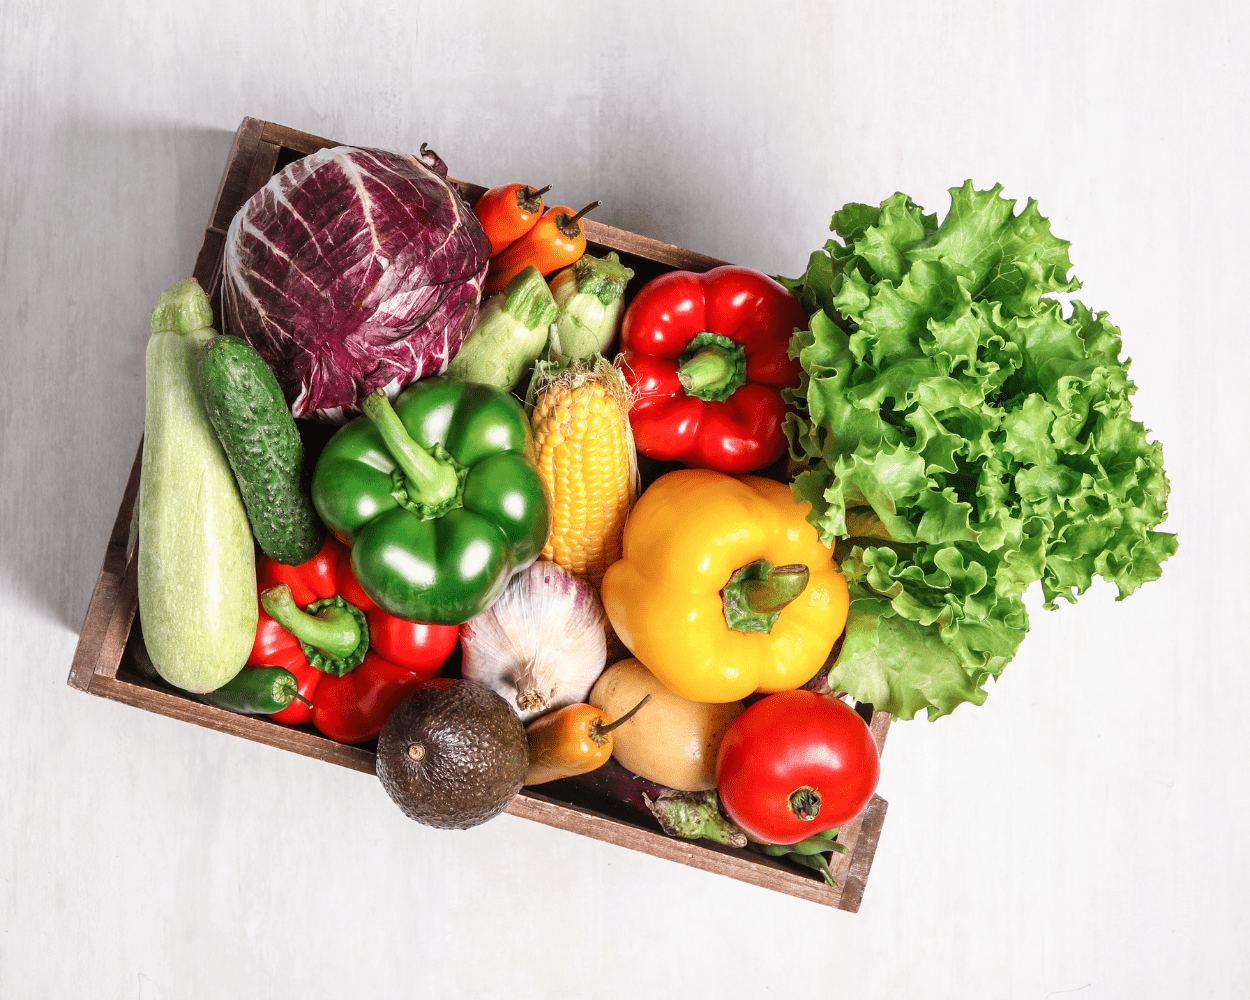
[194,334,324,565]
[138,279,257,694]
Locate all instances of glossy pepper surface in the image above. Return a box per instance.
[474,182,551,256]
[619,265,807,474]
[247,536,459,744]
[600,469,849,703]
[523,695,650,786]
[312,378,550,625]
[483,202,599,296]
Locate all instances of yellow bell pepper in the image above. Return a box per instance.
[600,469,850,704]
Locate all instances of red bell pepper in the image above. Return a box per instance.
[247,536,459,744]
[619,265,807,474]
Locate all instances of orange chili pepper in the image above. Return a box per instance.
[523,693,649,786]
[474,182,552,256]
[483,201,600,297]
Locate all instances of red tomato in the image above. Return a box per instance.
[715,690,880,845]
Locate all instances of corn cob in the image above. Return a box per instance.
[529,357,639,589]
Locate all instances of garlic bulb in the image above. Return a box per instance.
[460,561,608,722]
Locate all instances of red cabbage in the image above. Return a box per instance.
[223,144,491,421]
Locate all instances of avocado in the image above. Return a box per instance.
[376,679,529,830]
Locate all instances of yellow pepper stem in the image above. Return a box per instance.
[721,559,810,633]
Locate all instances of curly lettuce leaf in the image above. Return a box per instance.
[784,181,1175,720]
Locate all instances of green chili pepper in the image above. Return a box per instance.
[311,378,550,625]
[749,828,849,886]
[197,666,306,715]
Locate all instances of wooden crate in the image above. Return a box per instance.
[66,117,890,911]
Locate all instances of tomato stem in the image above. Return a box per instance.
[788,785,822,822]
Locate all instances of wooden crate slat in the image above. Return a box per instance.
[507,789,863,908]
[207,118,266,235]
[259,120,336,156]
[89,673,378,774]
[582,221,727,272]
[837,795,889,913]
[68,116,892,912]
[67,444,143,691]
[243,141,282,209]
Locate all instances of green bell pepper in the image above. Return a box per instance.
[311,378,550,625]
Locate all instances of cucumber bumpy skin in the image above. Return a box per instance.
[138,279,257,694]
[194,334,324,565]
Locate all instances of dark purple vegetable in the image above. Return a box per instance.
[223,144,491,421]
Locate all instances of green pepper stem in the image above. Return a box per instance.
[679,345,736,395]
[741,564,810,614]
[261,584,362,660]
[361,388,458,507]
[675,332,747,402]
[643,789,748,849]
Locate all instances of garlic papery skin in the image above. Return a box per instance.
[460,561,608,722]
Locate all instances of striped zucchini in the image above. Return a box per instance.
[138,279,257,694]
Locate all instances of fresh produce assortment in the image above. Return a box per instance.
[134,141,1174,887]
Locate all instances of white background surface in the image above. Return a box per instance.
[2,2,1245,997]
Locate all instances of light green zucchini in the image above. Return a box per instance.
[445,265,558,391]
[138,279,257,694]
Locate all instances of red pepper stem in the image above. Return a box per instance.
[361,388,458,507]
[678,345,736,395]
[557,201,600,236]
[590,693,651,743]
[261,584,361,660]
[741,564,810,615]
[517,184,552,214]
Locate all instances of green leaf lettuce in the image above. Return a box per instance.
[783,182,1177,720]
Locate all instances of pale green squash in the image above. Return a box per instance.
[137,279,257,693]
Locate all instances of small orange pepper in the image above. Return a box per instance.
[473,182,552,256]
[523,693,650,786]
[483,201,599,296]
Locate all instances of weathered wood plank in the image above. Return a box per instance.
[89,673,378,774]
[837,795,888,913]
[67,443,143,691]
[583,221,727,272]
[207,117,265,235]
